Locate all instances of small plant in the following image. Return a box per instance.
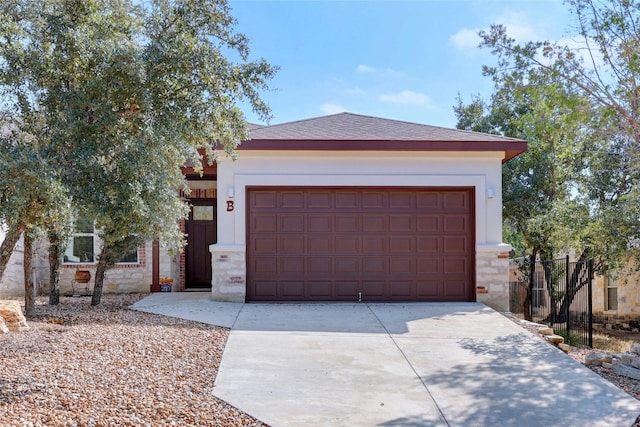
[556,330,584,346]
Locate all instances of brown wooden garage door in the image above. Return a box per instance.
[246,187,475,302]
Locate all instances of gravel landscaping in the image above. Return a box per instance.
[0,294,267,427]
[3,294,640,426]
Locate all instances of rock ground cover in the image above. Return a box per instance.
[0,294,266,427]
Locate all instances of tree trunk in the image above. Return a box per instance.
[555,250,591,322]
[0,222,27,282]
[48,231,61,305]
[23,232,35,318]
[91,246,110,306]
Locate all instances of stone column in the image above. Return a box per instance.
[209,244,246,302]
[476,244,512,311]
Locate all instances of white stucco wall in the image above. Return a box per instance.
[210,150,511,306]
[215,150,505,246]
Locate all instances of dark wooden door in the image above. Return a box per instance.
[246,187,475,302]
[186,199,217,289]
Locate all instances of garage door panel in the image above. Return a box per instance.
[335,257,360,273]
[281,257,305,274]
[308,236,332,253]
[443,280,467,298]
[280,215,304,232]
[253,281,278,298]
[308,281,331,298]
[389,192,413,209]
[336,192,360,208]
[308,257,332,273]
[444,236,467,253]
[308,215,332,232]
[389,281,413,298]
[418,258,440,274]
[443,192,469,210]
[416,280,440,297]
[362,236,386,252]
[253,258,277,274]
[362,257,385,273]
[363,215,386,232]
[417,236,439,252]
[444,215,468,232]
[308,191,332,208]
[335,236,359,253]
[336,215,359,231]
[390,257,414,274]
[389,215,413,231]
[444,258,467,274]
[335,281,358,298]
[253,192,277,208]
[254,236,277,253]
[253,215,277,232]
[417,216,439,232]
[362,192,386,208]
[390,236,414,252]
[247,187,474,302]
[281,281,305,298]
[281,236,304,253]
[362,281,386,298]
[417,192,439,209]
[280,191,305,208]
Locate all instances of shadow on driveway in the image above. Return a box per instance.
[212,302,640,427]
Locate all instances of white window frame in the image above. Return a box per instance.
[63,219,140,265]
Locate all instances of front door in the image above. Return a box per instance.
[185,199,217,289]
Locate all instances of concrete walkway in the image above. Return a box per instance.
[132,294,640,426]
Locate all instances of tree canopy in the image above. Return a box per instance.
[457,0,640,273]
[0,0,276,307]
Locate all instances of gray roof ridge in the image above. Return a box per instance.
[250,112,353,130]
[251,112,524,142]
[337,112,524,142]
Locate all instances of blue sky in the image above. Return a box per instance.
[229,0,576,128]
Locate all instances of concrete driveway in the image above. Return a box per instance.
[132,295,640,426]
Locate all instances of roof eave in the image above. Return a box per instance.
[237,139,528,163]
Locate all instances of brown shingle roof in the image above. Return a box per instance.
[242,112,526,162]
[247,122,265,130]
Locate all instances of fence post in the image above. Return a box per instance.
[588,259,593,348]
[565,255,571,340]
[527,256,535,321]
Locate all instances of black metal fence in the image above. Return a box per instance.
[509,256,593,347]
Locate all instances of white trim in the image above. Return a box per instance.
[476,243,513,252]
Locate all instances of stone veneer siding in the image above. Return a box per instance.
[55,242,153,294]
[475,247,511,312]
[0,235,25,297]
[592,266,640,320]
[209,244,246,302]
[209,244,513,307]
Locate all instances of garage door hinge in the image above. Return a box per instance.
[358,292,362,302]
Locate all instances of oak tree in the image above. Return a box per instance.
[0,0,276,306]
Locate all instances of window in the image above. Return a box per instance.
[64,219,97,263]
[119,249,139,264]
[63,218,139,264]
[606,275,618,311]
